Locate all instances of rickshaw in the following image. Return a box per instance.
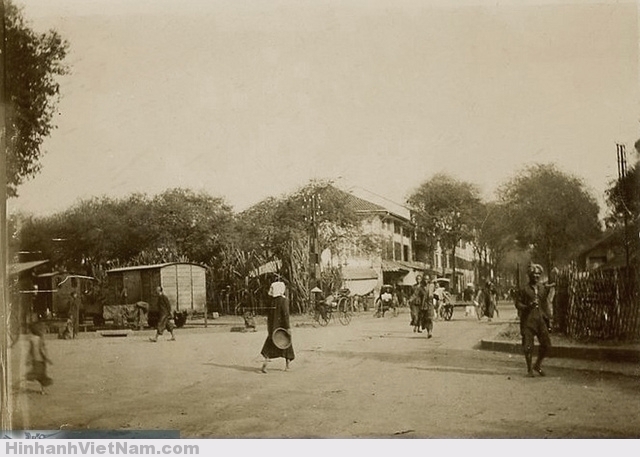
[433,278,454,321]
[374,284,399,318]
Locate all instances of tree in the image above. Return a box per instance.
[150,188,235,264]
[605,140,640,228]
[4,1,69,196]
[499,163,602,273]
[470,201,530,287]
[407,173,482,291]
[16,188,235,273]
[470,201,506,280]
[235,180,378,312]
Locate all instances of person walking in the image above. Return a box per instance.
[149,286,176,342]
[260,280,295,373]
[515,264,553,377]
[408,275,423,331]
[419,277,436,338]
[69,291,80,338]
[476,280,498,322]
[26,321,53,394]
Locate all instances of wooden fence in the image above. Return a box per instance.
[553,267,639,342]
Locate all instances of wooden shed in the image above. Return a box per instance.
[8,260,50,333]
[106,263,206,313]
[33,272,96,318]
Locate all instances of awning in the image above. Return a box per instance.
[9,260,49,276]
[249,259,282,278]
[381,260,410,273]
[344,278,378,296]
[401,270,418,286]
[342,266,378,280]
[342,266,379,296]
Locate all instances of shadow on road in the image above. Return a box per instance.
[202,362,262,374]
[410,365,521,377]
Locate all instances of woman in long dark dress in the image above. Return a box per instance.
[260,281,295,373]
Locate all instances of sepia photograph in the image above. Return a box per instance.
[1,0,639,441]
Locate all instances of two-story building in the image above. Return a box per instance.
[309,185,482,300]
[320,187,481,297]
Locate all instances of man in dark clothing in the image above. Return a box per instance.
[420,278,436,338]
[408,275,423,330]
[476,280,498,321]
[149,286,176,342]
[515,264,552,377]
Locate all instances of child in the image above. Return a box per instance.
[243,311,257,332]
[58,318,73,340]
[26,321,53,394]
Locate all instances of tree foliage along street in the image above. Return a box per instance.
[470,201,518,283]
[14,189,235,273]
[407,173,482,290]
[13,181,382,314]
[604,139,640,228]
[235,180,380,312]
[499,163,602,273]
[4,1,69,196]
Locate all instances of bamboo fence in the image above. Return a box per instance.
[553,266,639,342]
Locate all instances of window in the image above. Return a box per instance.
[394,242,402,260]
[383,241,393,260]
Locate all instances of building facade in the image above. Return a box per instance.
[320,187,480,297]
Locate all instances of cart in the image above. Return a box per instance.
[433,278,476,321]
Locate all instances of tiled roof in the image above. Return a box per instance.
[381,260,410,273]
[340,192,387,213]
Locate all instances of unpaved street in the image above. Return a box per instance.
[8,306,640,438]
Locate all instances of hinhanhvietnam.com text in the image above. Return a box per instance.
[6,441,199,455]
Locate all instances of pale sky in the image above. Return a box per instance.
[8,0,640,217]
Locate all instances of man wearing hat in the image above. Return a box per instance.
[514,263,553,377]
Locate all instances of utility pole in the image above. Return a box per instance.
[0,0,10,431]
[616,143,630,273]
[304,190,321,296]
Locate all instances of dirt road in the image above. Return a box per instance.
[8,307,640,438]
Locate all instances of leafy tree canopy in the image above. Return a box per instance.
[4,1,69,196]
[498,163,602,271]
[407,173,482,251]
[604,140,640,227]
[236,179,363,258]
[15,188,235,273]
